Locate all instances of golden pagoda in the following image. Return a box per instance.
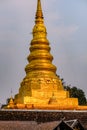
[5,0,87,110]
[6,97,14,109]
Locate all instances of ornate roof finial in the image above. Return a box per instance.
[32,0,48,42]
[36,0,43,19]
[11,88,13,98]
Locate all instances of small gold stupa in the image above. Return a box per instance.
[5,0,87,110]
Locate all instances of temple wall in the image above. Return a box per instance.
[0,110,87,129]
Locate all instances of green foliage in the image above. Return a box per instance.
[64,86,86,105]
[61,78,87,105]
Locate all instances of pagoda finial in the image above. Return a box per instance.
[36,0,43,19]
[10,88,13,99]
[32,0,48,42]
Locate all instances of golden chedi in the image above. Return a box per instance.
[12,0,78,109]
[5,0,87,110]
[4,96,14,109]
[9,0,78,109]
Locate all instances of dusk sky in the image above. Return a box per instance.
[0,0,87,104]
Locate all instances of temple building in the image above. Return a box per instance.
[4,0,87,110]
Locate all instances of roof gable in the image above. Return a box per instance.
[66,119,85,130]
[53,121,73,130]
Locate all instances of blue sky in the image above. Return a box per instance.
[0,0,87,104]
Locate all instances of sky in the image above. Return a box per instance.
[0,0,87,104]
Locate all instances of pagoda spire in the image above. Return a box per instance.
[36,0,43,19]
[32,0,47,42]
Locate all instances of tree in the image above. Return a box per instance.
[64,85,86,105]
[61,78,87,105]
[70,87,86,105]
